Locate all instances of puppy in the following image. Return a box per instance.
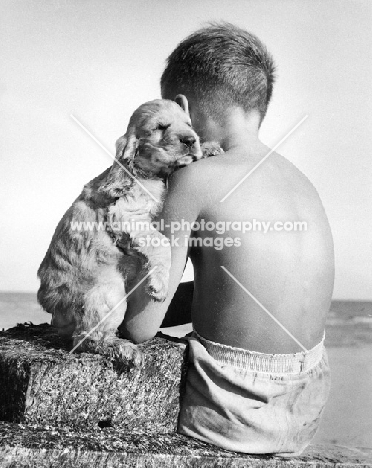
[37,99,205,366]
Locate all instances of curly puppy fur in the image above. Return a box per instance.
[37,99,206,366]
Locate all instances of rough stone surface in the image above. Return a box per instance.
[1,324,371,467]
[0,422,371,467]
[0,323,186,432]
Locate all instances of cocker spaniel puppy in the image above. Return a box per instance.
[37,99,207,366]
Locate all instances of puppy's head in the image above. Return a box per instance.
[99,99,202,198]
[117,99,202,176]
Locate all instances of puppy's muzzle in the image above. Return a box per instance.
[176,154,201,168]
[175,133,202,168]
[179,135,197,149]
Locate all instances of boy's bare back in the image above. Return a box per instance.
[183,143,334,353]
[122,23,334,355]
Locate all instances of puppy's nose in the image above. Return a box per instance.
[180,135,196,148]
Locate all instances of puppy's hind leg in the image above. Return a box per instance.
[72,268,142,368]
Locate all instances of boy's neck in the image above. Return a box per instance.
[193,106,264,153]
[221,107,262,153]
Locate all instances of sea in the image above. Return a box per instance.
[1,292,371,449]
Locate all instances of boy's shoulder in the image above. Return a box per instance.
[174,148,308,189]
[170,148,323,211]
[169,154,229,190]
[174,151,246,183]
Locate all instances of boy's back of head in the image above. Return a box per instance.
[161,22,276,125]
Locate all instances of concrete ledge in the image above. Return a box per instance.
[0,324,186,432]
[0,422,371,467]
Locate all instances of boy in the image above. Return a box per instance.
[121,23,334,455]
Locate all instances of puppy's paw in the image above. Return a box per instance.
[106,337,143,367]
[201,141,224,158]
[72,335,143,371]
[146,270,169,302]
[146,283,168,302]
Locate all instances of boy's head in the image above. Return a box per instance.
[160,22,276,128]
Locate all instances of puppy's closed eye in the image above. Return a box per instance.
[156,123,171,131]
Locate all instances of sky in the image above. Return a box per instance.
[0,0,371,299]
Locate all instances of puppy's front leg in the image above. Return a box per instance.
[129,227,171,302]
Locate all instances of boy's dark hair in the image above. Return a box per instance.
[161,22,276,124]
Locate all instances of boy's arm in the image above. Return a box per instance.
[120,165,201,343]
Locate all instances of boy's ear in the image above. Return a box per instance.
[174,94,190,116]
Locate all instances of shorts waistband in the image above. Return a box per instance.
[192,330,325,374]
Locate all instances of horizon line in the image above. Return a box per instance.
[0,291,370,303]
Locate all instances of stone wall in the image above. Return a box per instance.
[0,324,371,467]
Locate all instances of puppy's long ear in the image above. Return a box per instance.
[116,129,138,162]
[98,130,138,198]
[174,94,190,116]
